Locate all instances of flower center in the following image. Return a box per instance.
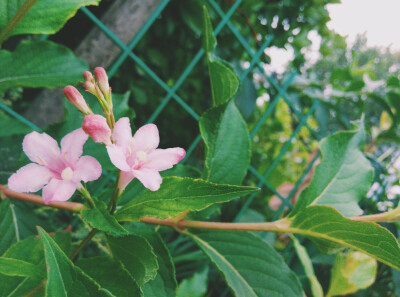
[136,150,147,162]
[61,167,74,180]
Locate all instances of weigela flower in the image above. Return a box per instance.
[8,129,102,204]
[82,114,112,146]
[63,86,91,115]
[106,117,185,191]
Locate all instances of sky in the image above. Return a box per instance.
[327,0,400,50]
[265,0,400,74]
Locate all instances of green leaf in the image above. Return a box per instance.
[106,234,158,286]
[292,236,323,297]
[0,200,16,256]
[0,257,44,278]
[0,0,100,37]
[76,256,141,297]
[0,231,71,297]
[208,55,240,106]
[176,266,208,297]
[116,177,258,222]
[0,40,87,92]
[289,205,400,270]
[291,124,373,217]
[135,229,177,297]
[37,227,111,297]
[187,230,303,297]
[327,251,377,296]
[0,113,31,137]
[80,200,128,237]
[201,5,216,53]
[200,101,250,185]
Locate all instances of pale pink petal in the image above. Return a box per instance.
[82,115,112,146]
[113,117,132,147]
[147,148,186,171]
[60,128,88,165]
[72,156,102,183]
[42,179,77,204]
[8,163,52,193]
[133,124,159,151]
[118,170,135,191]
[23,132,63,172]
[106,145,131,171]
[133,168,162,191]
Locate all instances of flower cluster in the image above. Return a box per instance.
[8,67,185,204]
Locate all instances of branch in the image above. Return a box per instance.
[2,184,400,231]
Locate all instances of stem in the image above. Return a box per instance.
[69,228,98,260]
[0,185,85,212]
[0,0,40,46]
[23,280,46,297]
[107,170,121,214]
[78,186,96,208]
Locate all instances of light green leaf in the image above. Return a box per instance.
[37,227,111,297]
[76,256,141,297]
[116,177,258,222]
[176,266,208,297]
[187,230,303,297]
[201,5,216,53]
[289,205,400,270]
[200,101,250,185]
[0,257,43,278]
[80,200,128,237]
[290,124,373,217]
[292,236,323,297]
[208,55,240,106]
[327,251,377,296]
[106,234,158,286]
[0,0,99,37]
[135,229,177,297]
[0,40,88,92]
[0,113,31,137]
[0,231,71,297]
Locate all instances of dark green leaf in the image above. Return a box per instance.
[0,200,16,256]
[0,257,44,278]
[0,0,100,37]
[0,113,31,137]
[76,256,141,297]
[290,205,400,270]
[176,266,208,297]
[107,234,158,286]
[37,227,111,297]
[116,177,258,222]
[80,200,128,237]
[188,230,303,297]
[0,231,71,297]
[291,124,373,217]
[200,101,250,185]
[135,229,177,297]
[201,5,216,53]
[0,40,88,92]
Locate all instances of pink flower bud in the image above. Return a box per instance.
[63,86,91,115]
[83,81,96,94]
[94,67,110,95]
[83,71,93,82]
[82,115,112,146]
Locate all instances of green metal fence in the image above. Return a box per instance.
[0,0,321,267]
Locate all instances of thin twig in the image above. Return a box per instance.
[69,228,98,260]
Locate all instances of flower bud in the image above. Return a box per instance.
[94,67,110,96]
[83,81,96,94]
[82,115,112,146]
[63,86,91,115]
[83,71,93,82]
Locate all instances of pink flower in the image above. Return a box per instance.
[82,115,112,146]
[106,118,185,191]
[8,129,102,204]
[94,67,110,96]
